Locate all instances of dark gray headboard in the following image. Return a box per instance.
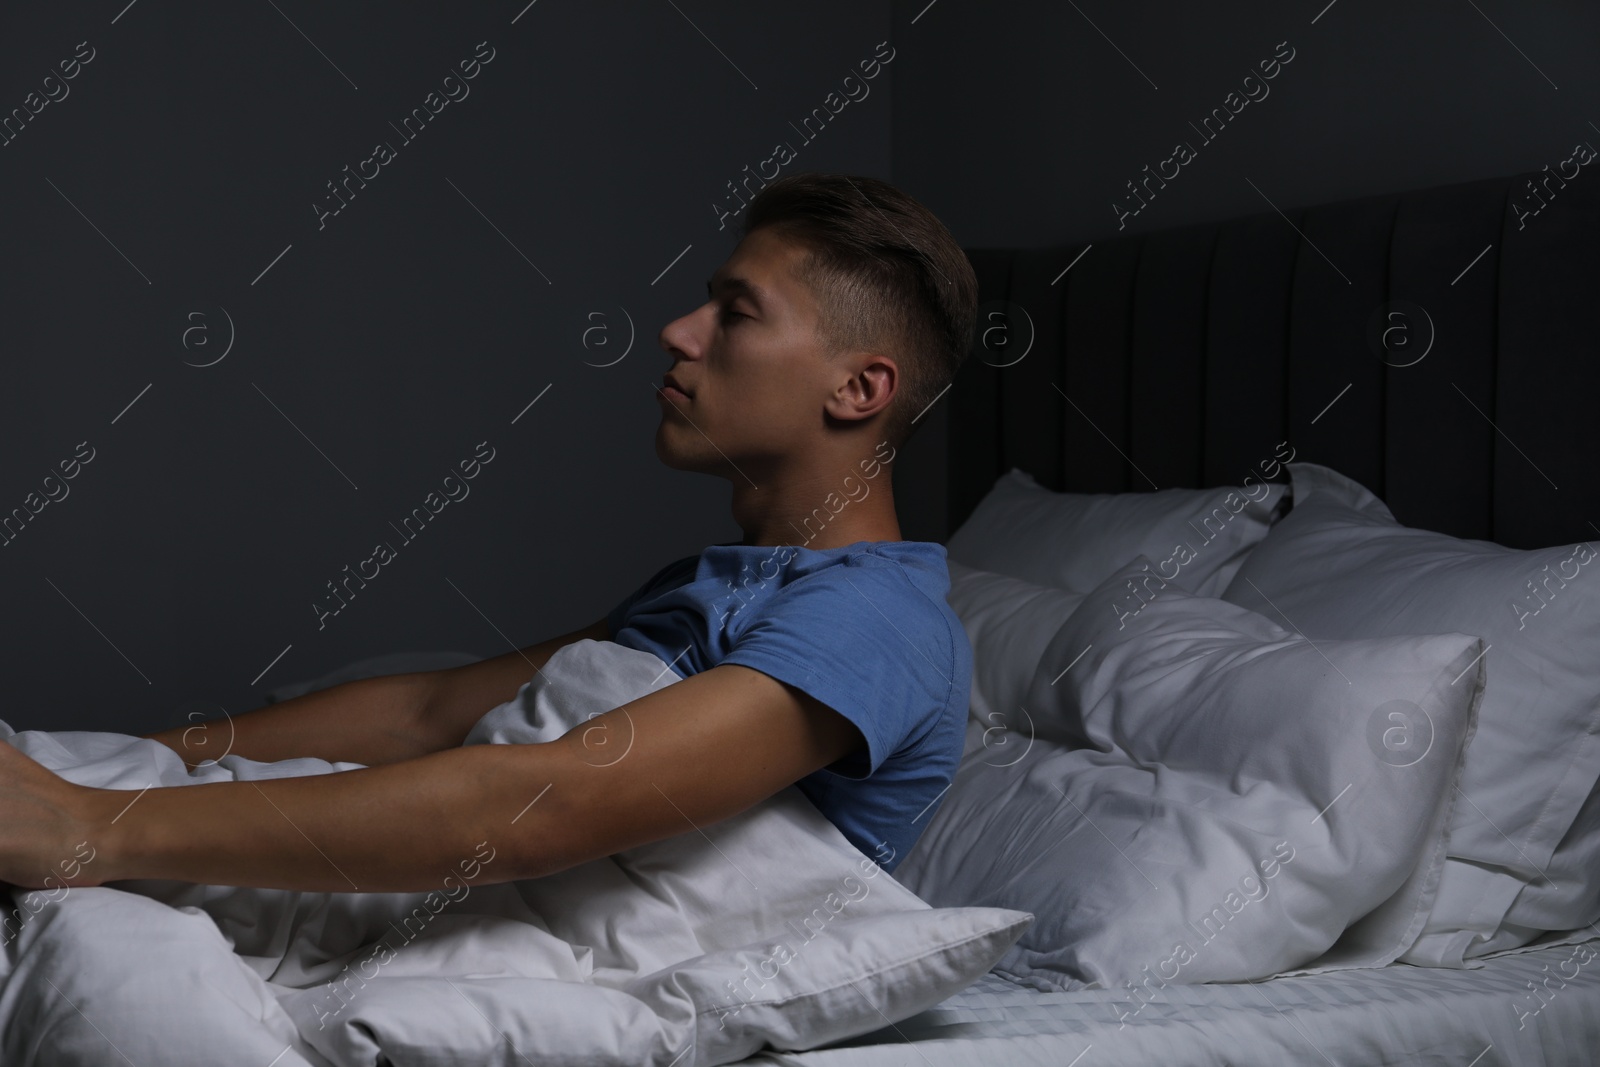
[949,169,1599,551]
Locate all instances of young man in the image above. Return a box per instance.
[0,173,978,894]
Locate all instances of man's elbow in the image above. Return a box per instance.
[469,741,613,883]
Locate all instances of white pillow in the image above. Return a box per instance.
[894,555,1485,991]
[621,907,1030,1065]
[944,559,1084,737]
[945,467,1288,598]
[276,904,1032,1067]
[1224,462,1600,965]
[1491,782,1600,953]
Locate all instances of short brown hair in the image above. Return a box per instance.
[741,173,978,451]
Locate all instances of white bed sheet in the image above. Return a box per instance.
[740,935,1600,1066]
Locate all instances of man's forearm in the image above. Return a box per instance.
[91,743,566,891]
[140,673,443,770]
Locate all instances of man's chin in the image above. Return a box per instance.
[653,427,693,471]
[654,436,724,477]
[654,420,748,478]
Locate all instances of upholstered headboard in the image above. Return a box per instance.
[949,169,1599,550]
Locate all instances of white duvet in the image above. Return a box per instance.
[0,639,1029,1067]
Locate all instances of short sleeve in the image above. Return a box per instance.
[718,559,958,779]
[607,553,698,639]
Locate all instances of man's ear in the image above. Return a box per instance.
[825,352,897,424]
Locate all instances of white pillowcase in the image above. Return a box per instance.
[275,905,1034,1067]
[945,468,1288,598]
[895,555,1485,992]
[944,559,1084,740]
[1223,462,1600,965]
[622,905,1030,1065]
[1492,782,1600,953]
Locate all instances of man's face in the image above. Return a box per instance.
[655,226,837,477]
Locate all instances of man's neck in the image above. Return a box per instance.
[726,441,904,550]
[731,498,903,549]
[737,520,904,551]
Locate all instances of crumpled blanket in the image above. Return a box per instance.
[0,638,1026,1067]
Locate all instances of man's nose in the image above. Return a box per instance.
[659,304,710,358]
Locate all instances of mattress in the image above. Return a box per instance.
[741,935,1600,1066]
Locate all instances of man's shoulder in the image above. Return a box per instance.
[713,540,968,692]
[768,542,969,693]
[792,539,949,591]
[773,542,952,623]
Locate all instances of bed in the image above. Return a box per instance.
[729,166,1600,1065]
[5,167,1598,1066]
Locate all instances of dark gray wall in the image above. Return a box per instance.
[892,0,1600,246]
[891,0,1600,547]
[8,0,1596,733]
[0,1,895,732]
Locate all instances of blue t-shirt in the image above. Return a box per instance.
[604,539,971,873]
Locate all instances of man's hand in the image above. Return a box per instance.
[0,741,103,890]
[5,662,865,893]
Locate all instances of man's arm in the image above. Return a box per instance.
[4,662,865,892]
[140,617,611,769]
[413,615,614,752]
